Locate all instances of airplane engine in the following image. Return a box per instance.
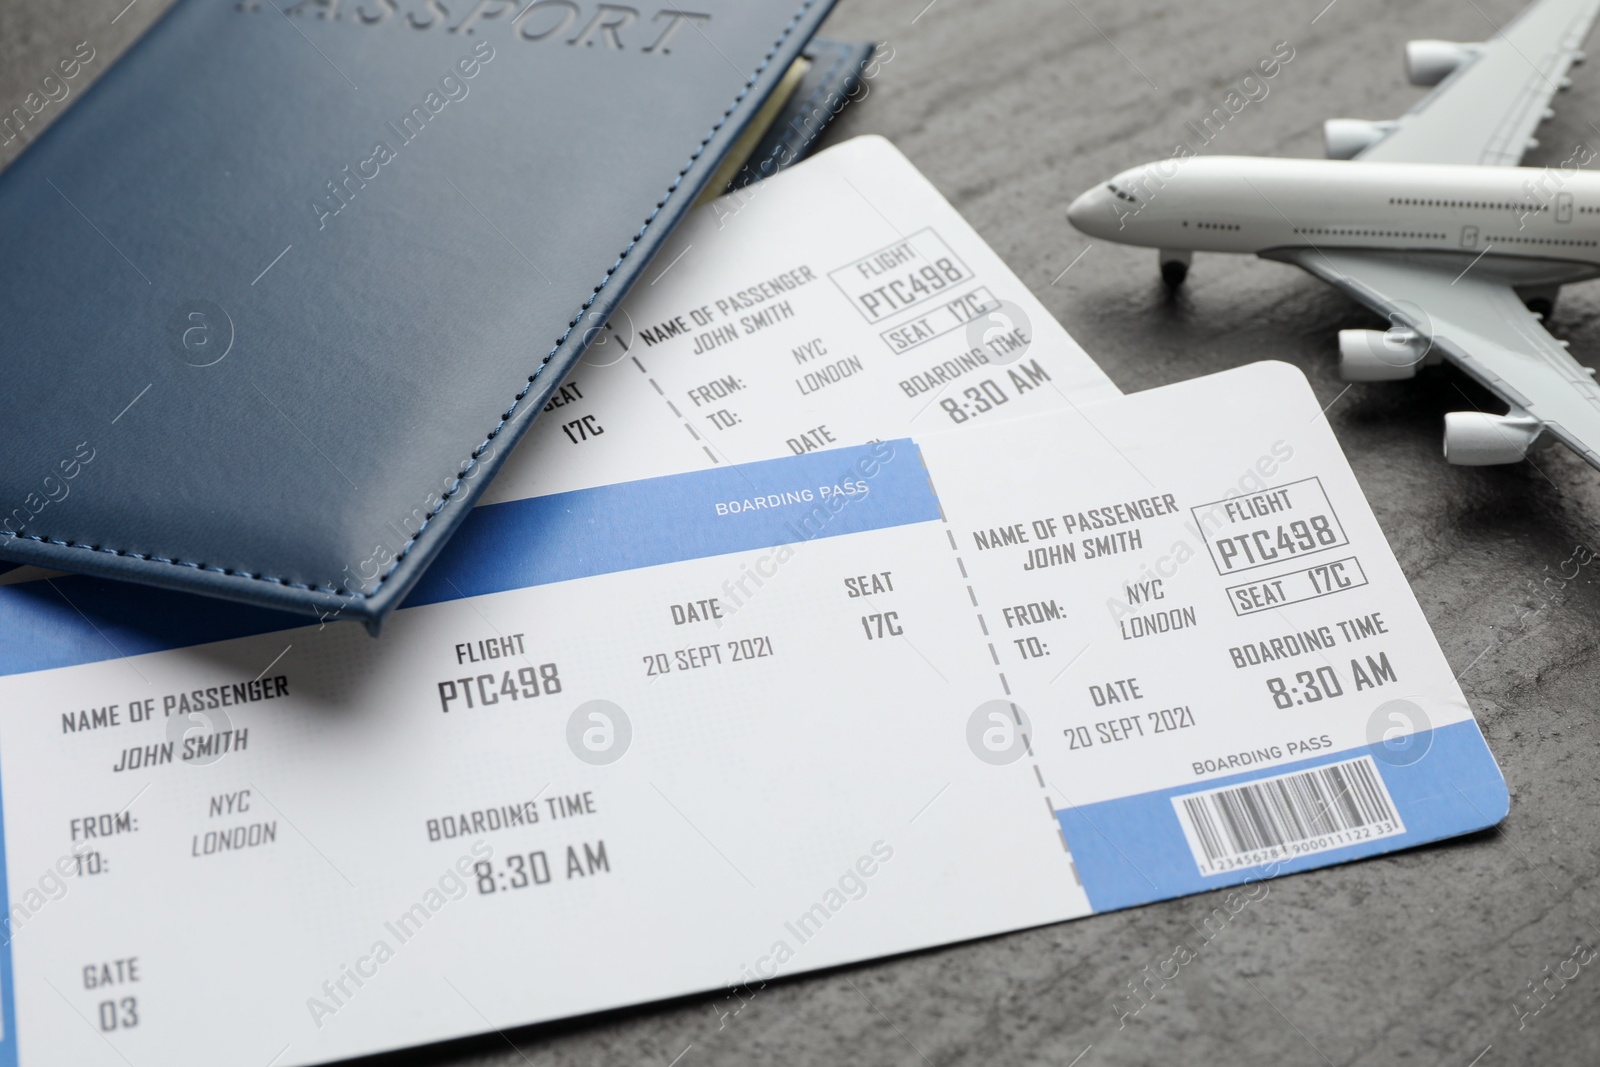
[1324,119,1398,160]
[1338,328,1430,381]
[1405,40,1483,86]
[1443,412,1543,465]
[1158,248,1192,285]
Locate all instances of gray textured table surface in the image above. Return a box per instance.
[6,0,1600,1064]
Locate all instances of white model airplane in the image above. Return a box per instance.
[1067,0,1600,470]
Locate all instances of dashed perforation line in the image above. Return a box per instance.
[937,488,1068,862]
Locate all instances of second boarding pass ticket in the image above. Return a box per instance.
[0,362,1505,1066]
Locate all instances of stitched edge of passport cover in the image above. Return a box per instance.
[0,0,838,633]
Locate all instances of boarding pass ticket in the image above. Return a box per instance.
[477,135,1122,504]
[0,138,1505,1066]
[0,361,1505,1066]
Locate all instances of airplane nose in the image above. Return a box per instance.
[1067,185,1113,237]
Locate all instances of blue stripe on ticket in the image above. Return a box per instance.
[0,440,936,676]
[1057,719,1508,913]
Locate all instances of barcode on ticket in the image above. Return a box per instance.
[1173,756,1405,875]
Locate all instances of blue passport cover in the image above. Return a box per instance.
[0,0,837,631]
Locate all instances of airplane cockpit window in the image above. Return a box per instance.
[1106,182,1139,203]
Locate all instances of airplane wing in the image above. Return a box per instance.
[1358,0,1600,165]
[1279,247,1600,468]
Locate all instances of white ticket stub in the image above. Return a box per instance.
[0,361,1505,1066]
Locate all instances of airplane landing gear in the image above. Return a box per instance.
[1159,249,1192,286]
